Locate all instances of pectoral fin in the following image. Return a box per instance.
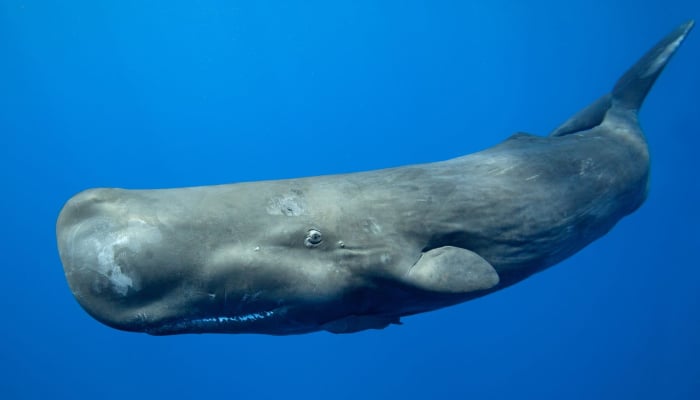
[406,246,499,294]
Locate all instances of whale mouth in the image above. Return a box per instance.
[145,308,282,335]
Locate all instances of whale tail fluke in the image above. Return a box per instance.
[550,20,694,137]
[612,20,694,111]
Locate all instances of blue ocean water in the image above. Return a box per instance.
[1,1,698,398]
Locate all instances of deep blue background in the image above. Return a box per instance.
[1,1,698,399]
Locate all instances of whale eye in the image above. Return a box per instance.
[304,229,323,248]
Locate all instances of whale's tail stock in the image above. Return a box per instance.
[550,20,694,137]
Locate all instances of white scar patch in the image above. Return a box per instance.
[81,217,162,296]
[267,190,307,216]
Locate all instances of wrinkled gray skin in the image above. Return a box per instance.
[57,21,693,335]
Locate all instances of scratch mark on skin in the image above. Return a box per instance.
[491,165,515,175]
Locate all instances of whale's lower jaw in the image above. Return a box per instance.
[144,308,285,335]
